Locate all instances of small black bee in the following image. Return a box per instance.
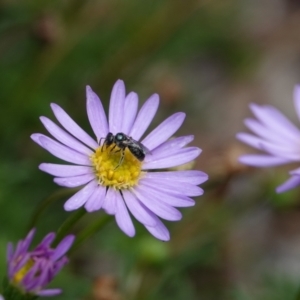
[100,132,149,169]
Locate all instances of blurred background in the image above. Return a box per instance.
[1,0,300,299]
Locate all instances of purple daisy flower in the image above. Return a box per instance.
[237,85,300,193]
[31,80,208,241]
[6,229,74,297]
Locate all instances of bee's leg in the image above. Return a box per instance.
[114,150,125,170]
[98,137,105,146]
[109,144,117,153]
[98,138,105,151]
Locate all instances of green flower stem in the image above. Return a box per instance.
[27,188,78,231]
[2,277,38,300]
[53,208,87,246]
[68,213,111,255]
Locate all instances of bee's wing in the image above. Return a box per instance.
[129,138,149,154]
[129,136,152,155]
[139,142,152,155]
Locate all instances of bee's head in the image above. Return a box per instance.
[105,132,114,145]
[115,133,126,142]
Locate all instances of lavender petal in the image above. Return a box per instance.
[137,183,195,207]
[84,185,106,212]
[32,134,91,165]
[52,257,68,277]
[109,80,126,134]
[130,93,159,141]
[54,174,94,187]
[13,241,22,260]
[21,261,40,290]
[145,135,194,162]
[141,112,185,150]
[145,216,170,241]
[102,188,117,215]
[10,254,30,279]
[132,186,182,221]
[121,92,138,135]
[276,175,300,193]
[250,103,300,143]
[122,190,157,226]
[236,133,300,160]
[39,163,93,177]
[15,236,29,259]
[51,235,75,261]
[51,103,98,149]
[145,170,208,185]
[236,132,274,150]
[64,180,98,210]
[140,178,203,197]
[115,192,135,237]
[294,85,300,121]
[40,116,93,155]
[244,118,288,144]
[142,147,201,170]
[238,154,291,167]
[21,229,36,254]
[11,240,27,268]
[290,167,300,175]
[86,86,109,143]
[37,232,55,248]
[34,262,52,290]
[37,289,62,296]
[30,133,44,147]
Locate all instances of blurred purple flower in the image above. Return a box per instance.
[31,80,208,241]
[237,85,300,193]
[7,229,74,297]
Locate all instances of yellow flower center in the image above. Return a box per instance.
[91,144,143,189]
[13,258,34,284]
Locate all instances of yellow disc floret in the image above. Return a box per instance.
[91,144,143,189]
[13,258,34,284]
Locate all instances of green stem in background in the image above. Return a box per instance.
[27,188,78,231]
[68,213,111,255]
[53,208,87,247]
[296,288,300,300]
